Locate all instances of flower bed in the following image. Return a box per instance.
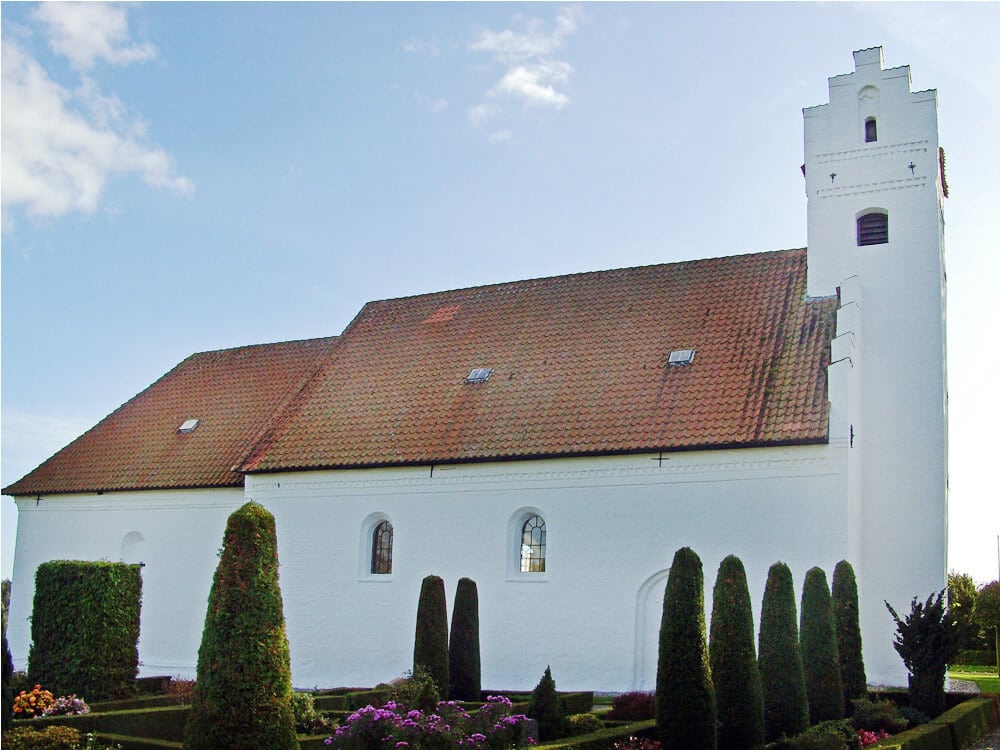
[324,696,531,750]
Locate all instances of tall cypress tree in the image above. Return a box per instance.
[800,567,844,723]
[832,560,867,712]
[656,547,717,750]
[414,575,450,699]
[758,562,809,742]
[449,577,481,701]
[184,502,298,750]
[710,555,765,750]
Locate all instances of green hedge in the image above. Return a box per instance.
[953,650,998,667]
[89,695,180,712]
[537,719,655,750]
[311,689,389,711]
[27,560,142,700]
[21,705,190,742]
[560,693,595,716]
[878,721,952,750]
[929,696,997,749]
[185,502,298,750]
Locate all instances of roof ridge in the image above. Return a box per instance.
[188,334,339,359]
[361,247,808,307]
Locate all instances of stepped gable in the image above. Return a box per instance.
[4,336,339,495]
[242,248,837,473]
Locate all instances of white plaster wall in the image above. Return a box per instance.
[8,488,244,677]
[247,446,851,692]
[9,441,930,691]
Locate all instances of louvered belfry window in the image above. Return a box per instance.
[857,212,888,246]
[371,520,393,574]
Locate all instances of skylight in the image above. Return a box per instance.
[178,419,200,433]
[667,350,696,366]
[466,368,493,383]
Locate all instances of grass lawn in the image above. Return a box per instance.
[950,666,1000,694]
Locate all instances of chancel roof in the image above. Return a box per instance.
[3,337,339,495]
[5,248,837,496]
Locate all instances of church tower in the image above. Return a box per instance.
[804,47,948,684]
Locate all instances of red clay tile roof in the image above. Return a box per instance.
[5,249,836,496]
[241,248,836,473]
[3,337,339,495]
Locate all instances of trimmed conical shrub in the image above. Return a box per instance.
[184,502,298,750]
[414,575,450,699]
[710,555,764,750]
[528,666,567,741]
[759,562,809,742]
[832,560,867,712]
[801,567,844,723]
[449,577,481,701]
[656,547,717,750]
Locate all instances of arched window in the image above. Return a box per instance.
[857,212,888,246]
[520,515,546,573]
[371,520,393,574]
[865,117,877,143]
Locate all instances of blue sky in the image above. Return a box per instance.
[3,2,999,584]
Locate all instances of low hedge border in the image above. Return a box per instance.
[18,705,190,742]
[536,719,655,750]
[875,696,999,750]
[312,689,390,711]
[89,695,180,712]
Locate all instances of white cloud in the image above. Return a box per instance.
[492,61,571,109]
[467,103,498,126]
[33,2,156,71]
[403,37,440,57]
[468,6,580,120]
[1,29,192,223]
[488,130,512,143]
[470,7,578,64]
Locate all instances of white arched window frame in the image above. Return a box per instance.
[359,512,394,581]
[507,507,549,581]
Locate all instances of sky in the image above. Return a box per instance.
[2,2,999,586]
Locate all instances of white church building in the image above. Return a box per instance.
[5,48,947,692]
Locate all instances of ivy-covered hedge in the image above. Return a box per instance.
[27,560,142,700]
[184,502,298,750]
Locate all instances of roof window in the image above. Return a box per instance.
[466,368,493,383]
[178,419,200,433]
[668,350,696,366]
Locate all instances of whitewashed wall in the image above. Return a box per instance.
[8,488,244,678]
[9,440,930,692]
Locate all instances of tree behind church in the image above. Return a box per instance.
[449,577,481,701]
[656,546,716,750]
[184,502,298,750]
[758,562,809,742]
[414,575,450,699]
